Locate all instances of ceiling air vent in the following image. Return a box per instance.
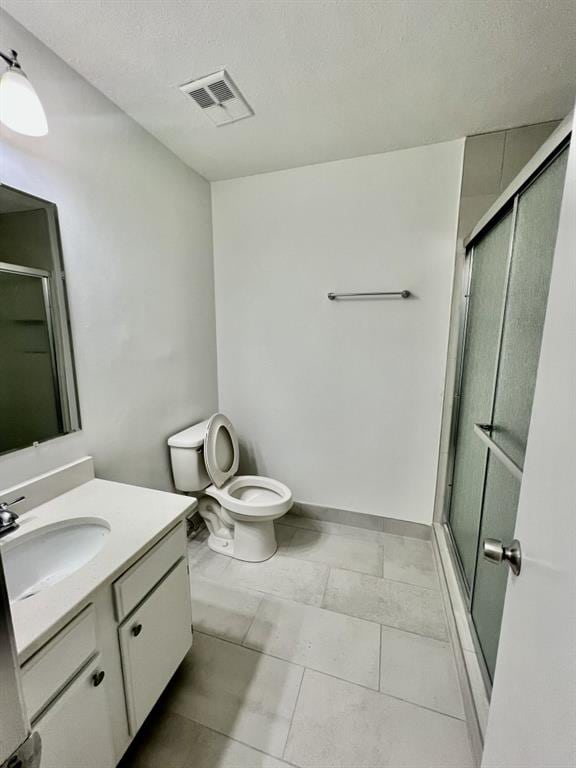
[179,70,253,127]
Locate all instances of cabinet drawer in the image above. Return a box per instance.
[113,521,187,620]
[119,557,192,734]
[22,605,97,722]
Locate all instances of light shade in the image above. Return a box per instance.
[0,68,48,136]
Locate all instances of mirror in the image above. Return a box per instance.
[0,185,80,454]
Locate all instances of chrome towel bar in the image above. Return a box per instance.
[327,290,411,300]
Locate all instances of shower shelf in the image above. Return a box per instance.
[473,423,523,481]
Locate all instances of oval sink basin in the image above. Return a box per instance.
[2,518,110,602]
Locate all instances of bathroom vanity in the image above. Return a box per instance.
[0,458,195,768]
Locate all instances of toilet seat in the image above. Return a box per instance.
[203,413,239,488]
[205,475,293,521]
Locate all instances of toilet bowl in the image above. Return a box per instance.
[168,414,292,562]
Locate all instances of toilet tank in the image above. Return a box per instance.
[168,420,211,492]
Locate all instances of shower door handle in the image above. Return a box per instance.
[483,538,522,576]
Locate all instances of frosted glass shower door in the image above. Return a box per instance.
[471,146,568,680]
[448,213,512,589]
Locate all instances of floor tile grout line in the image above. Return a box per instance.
[190,570,447,641]
[318,565,331,607]
[282,665,307,762]
[191,572,268,602]
[378,620,451,645]
[193,573,325,609]
[378,622,382,693]
[195,628,380,695]
[275,547,384,579]
[191,630,464,722]
[285,664,468,723]
[192,574,387,633]
[277,528,382,578]
[193,523,439,590]
[201,545,441,593]
[169,707,303,768]
[380,572,440,591]
[179,631,309,762]
[238,593,265,646]
[188,538,464,740]
[192,571,447,642]
[193,586,449,647]
[199,561,441,596]
[276,543,440,590]
[323,562,441,592]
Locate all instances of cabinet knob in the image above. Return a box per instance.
[131,622,143,637]
[92,670,105,687]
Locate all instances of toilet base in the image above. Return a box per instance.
[206,532,236,557]
[199,496,278,562]
[234,518,278,562]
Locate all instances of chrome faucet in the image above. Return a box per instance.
[0,496,25,538]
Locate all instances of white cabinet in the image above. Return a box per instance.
[21,606,97,721]
[20,519,192,766]
[119,557,192,734]
[35,654,115,768]
[113,523,186,620]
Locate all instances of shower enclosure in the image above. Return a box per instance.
[443,130,570,684]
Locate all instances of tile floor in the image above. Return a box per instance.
[121,515,474,768]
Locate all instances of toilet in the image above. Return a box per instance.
[168,413,293,562]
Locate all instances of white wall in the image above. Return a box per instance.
[0,12,218,491]
[212,141,463,524]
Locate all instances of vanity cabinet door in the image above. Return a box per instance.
[119,557,192,734]
[35,654,115,768]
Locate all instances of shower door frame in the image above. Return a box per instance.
[437,116,573,693]
[0,263,65,449]
[445,197,516,597]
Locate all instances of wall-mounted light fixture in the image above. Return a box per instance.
[0,49,48,136]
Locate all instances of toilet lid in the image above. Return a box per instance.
[203,413,239,488]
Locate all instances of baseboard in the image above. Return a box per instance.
[292,501,431,540]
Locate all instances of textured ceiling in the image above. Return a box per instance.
[3,0,575,180]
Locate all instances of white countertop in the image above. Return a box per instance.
[1,478,196,664]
